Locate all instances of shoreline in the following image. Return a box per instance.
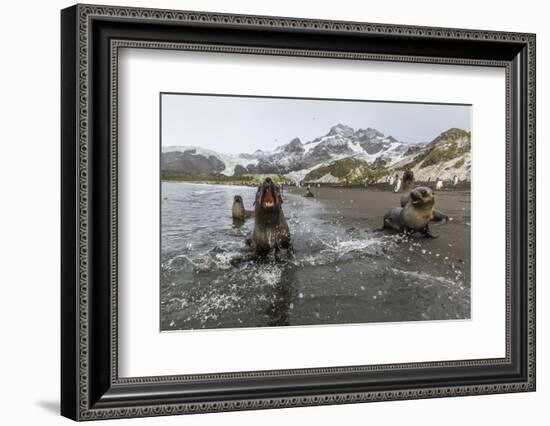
[162,178,471,192]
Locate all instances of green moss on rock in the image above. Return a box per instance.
[303,157,386,183]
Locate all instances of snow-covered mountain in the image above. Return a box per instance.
[161,125,470,183]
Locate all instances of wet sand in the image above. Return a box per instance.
[286,186,471,288]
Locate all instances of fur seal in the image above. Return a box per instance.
[231,195,254,221]
[383,186,448,238]
[249,177,291,256]
[399,170,415,207]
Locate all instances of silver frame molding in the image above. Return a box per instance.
[61,3,536,421]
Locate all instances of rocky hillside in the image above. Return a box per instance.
[162,125,471,184]
[387,128,471,182]
[302,158,385,184]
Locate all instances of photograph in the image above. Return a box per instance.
[160,93,472,331]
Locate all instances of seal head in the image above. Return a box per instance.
[255,177,282,216]
[409,186,435,209]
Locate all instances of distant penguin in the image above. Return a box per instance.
[317,183,321,188]
[452,175,459,186]
[304,185,314,198]
[389,175,395,186]
[394,176,402,193]
[435,178,444,190]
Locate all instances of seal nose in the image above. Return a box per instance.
[264,177,272,184]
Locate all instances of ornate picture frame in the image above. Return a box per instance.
[61,4,535,421]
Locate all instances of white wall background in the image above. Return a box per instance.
[0,0,546,424]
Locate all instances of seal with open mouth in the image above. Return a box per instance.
[231,195,254,221]
[383,186,448,238]
[248,177,291,256]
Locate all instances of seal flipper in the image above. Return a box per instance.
[422,224,438,239]
[382,207,402,231]
[431,209,449,225]
[278,236,292,250]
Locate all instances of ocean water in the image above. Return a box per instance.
[160,182,469,330]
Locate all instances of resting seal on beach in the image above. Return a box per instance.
[232,195,254,221]
[383,186,448,238]
[248,177,291,255]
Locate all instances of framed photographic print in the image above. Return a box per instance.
[61,4,536,421]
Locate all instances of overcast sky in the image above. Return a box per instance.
[161,93,471,154]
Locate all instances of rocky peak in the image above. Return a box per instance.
[282,137,304,153]
[354,127,384,140]
[327,123,354,137]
